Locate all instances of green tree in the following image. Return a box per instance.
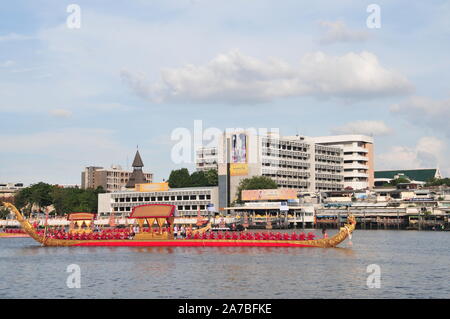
[14,182,54,215]
[30,182,53,209]
[388,177,410,186]
[14,187,32,211]
[14,184,105,217]
[235,176,278,203]
[168,168,192,188]
[168,168,219,188]
[189,171,209,187]
[0,207,11,219]
[426,178,450,187]
[204,169,218,186]
[51,186,105,215]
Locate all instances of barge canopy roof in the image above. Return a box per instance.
[129,204,178,218]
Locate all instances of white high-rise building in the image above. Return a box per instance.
[195,131,345,208]
[312,135,374,190]
[196,147,218,172]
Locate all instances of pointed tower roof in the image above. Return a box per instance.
[125,150,147,188]
[132,150,144,168]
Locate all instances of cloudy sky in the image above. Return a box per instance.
[1,0,449,185]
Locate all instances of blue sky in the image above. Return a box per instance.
[1,0,450,185]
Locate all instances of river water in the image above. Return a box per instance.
[0,230,449,299]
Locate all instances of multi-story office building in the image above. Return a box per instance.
[196,147,218,172]
[0,182,24,199]
[312,135,374,190]
[195,131,344,209]
[81,151,153,192]
[98,187,218,217]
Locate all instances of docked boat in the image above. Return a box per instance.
[1,201,356,248]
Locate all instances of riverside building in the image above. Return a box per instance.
[196,131,345,209]
[98,186,219,218]
[311,135,374,190]
[81,150,153,192]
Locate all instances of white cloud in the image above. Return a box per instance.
[122,50,413,104]
[0,60,14,68]
[331,120,393,136]
[49,108,72,118]
[377,136,449,175]
[391,96,450,135]
[0,33,33,42]
[319,20,370,45]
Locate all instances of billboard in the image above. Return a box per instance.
[135,182,169,192]
[230,163,248,176]
[230,133,248,176]
[242,188,298,201]
[231,133,247,163]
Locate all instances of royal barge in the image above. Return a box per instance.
[1,201,355,248]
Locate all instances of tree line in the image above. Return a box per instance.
[425,178,450,187]
[2,170,280,218]
[10,182,106,217]
[167,168,278,203]
[167,168,218,188]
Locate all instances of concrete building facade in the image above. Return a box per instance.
[196,131,344,209]
[0,182,24,200]
[81,165,153,192]
[312,135,374,190]
[98,187,219,217]
[196,147,218,172]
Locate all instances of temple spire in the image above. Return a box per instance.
[125,150,147,188]
[132,150,144,168]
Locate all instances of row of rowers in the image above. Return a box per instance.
[36,204,319,241]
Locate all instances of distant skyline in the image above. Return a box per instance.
[1,1,449,185]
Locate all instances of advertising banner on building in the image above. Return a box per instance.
[230,163,249,176]
[242,188,298,201]
[231,133,247,163]
[230,133,248,176]
[135,182,169,192]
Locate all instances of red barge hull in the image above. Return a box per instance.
[72,240,315,247]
